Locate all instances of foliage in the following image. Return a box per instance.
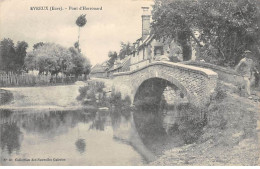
[77,81,106,107]
[76,14,87,27]
[15,41,29,70]
[0,38,28,73]
[67,47,91,77]
[107,51,118,67]
[0,38,16,71]
[33,42,44,50]
[25,44,91,77]
[25,43,71,75]
[75,14,87,53]
[118,41,133,60]
[77,81,132,109]
[210,82,228,102]
[151,0,260,66]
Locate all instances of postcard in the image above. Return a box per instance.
[0,0,259,166]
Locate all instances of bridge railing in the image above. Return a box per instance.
[113,61,217,79]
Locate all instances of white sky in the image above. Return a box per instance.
[0,0,154,65]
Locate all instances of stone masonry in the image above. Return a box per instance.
[112,61,218,108]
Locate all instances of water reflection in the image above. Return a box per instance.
[1,121,22,155]
[75,139,86,154]
[0,101,200,165]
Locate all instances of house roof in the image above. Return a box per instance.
[139,34,155,48]
[90,62,109,74]
[108,55,131,72]
[121,57,131,70]
[131,34,156,53]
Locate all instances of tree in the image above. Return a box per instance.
[24,52,36,71]
[151,0,198,61]
[151,0,260,66]
[75,14,87,53]
[83,58,91,76]
[14,41,28,71]
[118,42,132,60]
[25,44,92,78]
[0,38,16,72]
[107,51,118,67]
[27,43,71,75]
[67,47,91,77]
[33,42,44,50]
[0,39,28,73]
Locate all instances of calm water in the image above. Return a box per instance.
[0,107,185,166]
[0,84,191,166]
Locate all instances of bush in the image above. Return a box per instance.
[77,81,132,110]
[211,82,227,102]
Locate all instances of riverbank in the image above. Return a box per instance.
[0,81,86,110]
[150,82,260,165]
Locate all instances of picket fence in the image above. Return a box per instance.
[0,72,86,87]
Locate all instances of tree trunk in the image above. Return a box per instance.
[78,27,81,53]
[177,31,192,61]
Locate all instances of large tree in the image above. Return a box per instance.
[67,47,91,77]
[26,43,71,75]
[15,41,28,71]
[151,0,260,66]
[0,38,16,72]
[25,44,91,77]
[0,38,28,73]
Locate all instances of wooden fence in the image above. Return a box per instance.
[0,72,87,87]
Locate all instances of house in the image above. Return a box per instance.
[107,55,131,77]
[90,61,110,78]
[90,7,186,78]
[129,7,184,71]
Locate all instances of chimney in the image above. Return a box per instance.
[141,7,151,40]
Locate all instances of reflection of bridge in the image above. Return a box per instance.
[111,61,218,108]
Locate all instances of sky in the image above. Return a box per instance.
[0,0,154,66]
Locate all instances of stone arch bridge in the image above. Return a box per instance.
[111,61,218,108]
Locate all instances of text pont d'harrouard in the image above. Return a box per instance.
[30,6,103,11]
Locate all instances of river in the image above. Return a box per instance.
[0,83,190,166]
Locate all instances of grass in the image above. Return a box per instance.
[151,70,259,166]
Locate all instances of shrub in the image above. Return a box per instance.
[211,83,227,102]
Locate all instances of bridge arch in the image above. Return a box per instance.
[133,76,191,106]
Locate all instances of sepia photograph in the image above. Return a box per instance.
[0,0,259,166]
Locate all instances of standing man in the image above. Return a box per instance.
[235,50,256,96]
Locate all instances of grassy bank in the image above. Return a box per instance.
[151,78,259,165]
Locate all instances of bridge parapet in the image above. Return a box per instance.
[113,61,218,108]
